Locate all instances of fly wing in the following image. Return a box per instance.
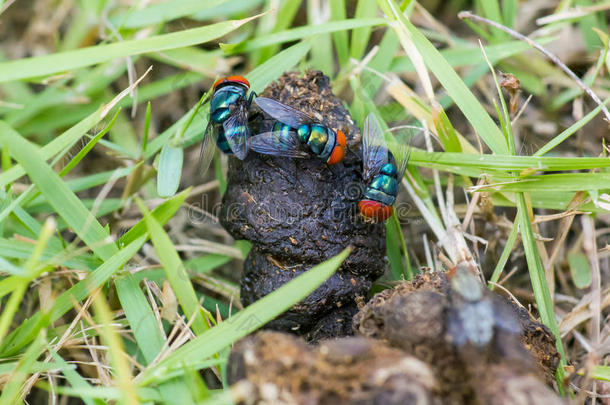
[389,125,422,180]
[255,97,313,128]
[249,131,310,158]
[362,113,388,182]
[223,104,250,160]
[199,120,219,176]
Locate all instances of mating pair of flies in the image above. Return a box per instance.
[200,76,415,222]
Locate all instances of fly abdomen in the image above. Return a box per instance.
[369,174,398,196]
[272,121,294,137]
[216,130,233,154]
[363,186,396,206]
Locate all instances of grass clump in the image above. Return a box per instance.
[0,0,609,403]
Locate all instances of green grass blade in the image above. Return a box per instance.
[0,108,109,187]
[59,110,121,176]
[488,220,518,288]
[246,40,312,94]
[115,274,166,365]
[535,97,610,156]
[91,293,139,405]
[157,144,184,197]
[474,173,610,192]
[350,0,378,59]
[138,199,209,335]
[0,14,263,82]
[0,121,118,260]
[0,332,45,405]
[222,19,383,54]
[0,236,146,357]
[410,149,610,172]
[386,215,411,280]
[111,0,228,28]
[390,39,555,73]
[249,0,301,65]
[119,188,190,247]
[116,273,201,402]
[307,0,334,75]
[379,0,508,154]
[567,251,592,289]
[329,0,349,66]
[47,348,105,405]
[591,365,610,382]
[139,248,351,385]
[516,194,566,384]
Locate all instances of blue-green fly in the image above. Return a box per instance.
[358,113,414,222]
[447,264,521,347]
[249,98,347,165]
[200,76,254,174]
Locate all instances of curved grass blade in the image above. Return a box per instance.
[0,236,146,357]
[157,144,184,197]
[0,14,263,83]
[377,0,508,154]
[0,121,118,260]
[111,0,228,29]
[139,247,351,385]
[137,199,209,335]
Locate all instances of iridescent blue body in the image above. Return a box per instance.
[447,264,521,347]
[199,76,252,175]
[362,159,399,206]
[359,114,414,221]
[251,98,347,164]
[210,84,249,155]
[270,121,339,160]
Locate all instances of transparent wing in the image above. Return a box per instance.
[255,97,313,128]
[199,120,219,176]
[362,113,388,181]
[223,103,250,160]
[388,125,422,180]
[249,131,310,158]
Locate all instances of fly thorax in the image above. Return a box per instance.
[307,124,329,157]
[451,266,483,302]
[319,128,337,159]
[380,162,398,177]
[210,86,246,123]
[297,125,310,143]
[211,108,230,124]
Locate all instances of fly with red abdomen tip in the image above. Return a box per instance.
[358,113,417,222]
[200,76,255,175]
[248,97,347,164]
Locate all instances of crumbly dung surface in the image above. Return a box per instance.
[220,70,386,337]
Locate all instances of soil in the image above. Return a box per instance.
[228,331,440,405]
[228,272,568,405]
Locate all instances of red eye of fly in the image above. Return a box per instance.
[213,75,250,90]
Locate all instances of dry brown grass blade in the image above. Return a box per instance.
[559,287,610,337]
[582,216,602,347]
[458,10,610,124]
